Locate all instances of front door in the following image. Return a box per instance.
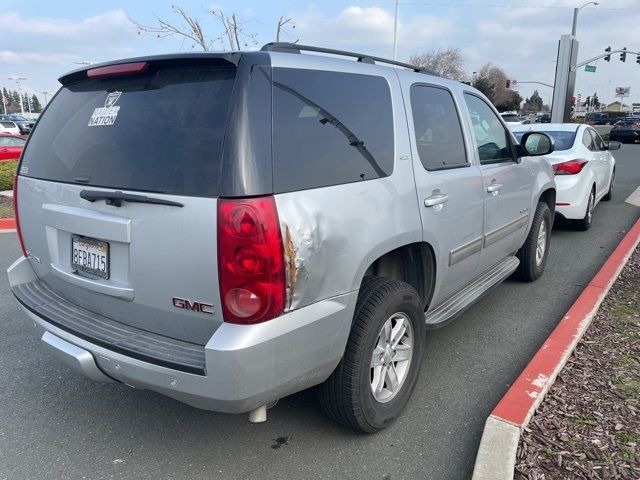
[462,93,532,273]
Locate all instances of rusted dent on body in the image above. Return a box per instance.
[283,225,298,310]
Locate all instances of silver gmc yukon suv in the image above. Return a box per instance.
[8,43,556,433]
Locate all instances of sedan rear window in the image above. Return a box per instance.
[501,114,520,122]
[513,130,577,151]
[20,65,236,197]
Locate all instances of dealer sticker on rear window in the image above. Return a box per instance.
[88,91,122,127]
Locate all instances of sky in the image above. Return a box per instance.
[1,0,639,110]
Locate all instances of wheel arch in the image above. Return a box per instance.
[361,241,436,310]
[538,187,556,217]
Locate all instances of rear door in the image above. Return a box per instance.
[404,82,484,302]
[462,93,532,273]
[16,60,237,345]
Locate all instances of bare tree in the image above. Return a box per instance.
[126,6,260,51]
[409,48,466,81]
[276,16,297,43]
[474,63,521,111]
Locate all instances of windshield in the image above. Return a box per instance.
[20,65,236,197]
[513,130,577,151]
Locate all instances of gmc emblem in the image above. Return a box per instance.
[172,297,214,315]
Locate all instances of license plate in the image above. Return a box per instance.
[71,235,109,279]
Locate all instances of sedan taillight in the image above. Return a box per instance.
[217,196,285,324]
[553,159,588,175]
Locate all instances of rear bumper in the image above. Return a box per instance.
[554,173,592,220]
[8,256,357,414]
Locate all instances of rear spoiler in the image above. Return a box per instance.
[58,52,242,85]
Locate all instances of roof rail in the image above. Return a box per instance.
[261,42,437,75]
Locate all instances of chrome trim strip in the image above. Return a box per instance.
[484,214,529,247]
[449,237,483,266]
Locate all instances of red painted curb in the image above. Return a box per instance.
[491,216,640,427]
[0,218,16,230]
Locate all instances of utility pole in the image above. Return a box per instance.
[8,76,27,115]
[393,0,399,60]
[1,88,6,115]
[42,91,49,106]
[572,2,598,37]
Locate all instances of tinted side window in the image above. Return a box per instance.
[272,69,394,192]
[582,129,595,151]
[589,129,604,150]
[463,94,513,163]
[410,85,468,170]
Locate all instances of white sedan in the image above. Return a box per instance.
[511,123,618,231]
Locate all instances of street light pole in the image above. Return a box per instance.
[42,91,49,106]
[571,2,598,37]
[8,76,27,115]
[393,0,399,60]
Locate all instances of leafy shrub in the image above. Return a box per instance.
[0,160,18,191]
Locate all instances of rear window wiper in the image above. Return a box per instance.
[79,189,183,207]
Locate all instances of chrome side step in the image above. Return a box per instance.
[425,256,520,327]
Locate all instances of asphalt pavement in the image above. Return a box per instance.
[0,145,639,480]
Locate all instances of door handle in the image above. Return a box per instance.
[486,183,503,193]
[424,193,449,208]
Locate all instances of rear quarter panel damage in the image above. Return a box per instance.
[275,175,423,312]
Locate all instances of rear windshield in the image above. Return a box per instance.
[20,65,236,197]
[513,130,577,151]
[501,114,519,122]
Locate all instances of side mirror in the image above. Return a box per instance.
[518,131,555,157]
[603,140,621,151]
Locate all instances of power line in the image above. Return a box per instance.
[400,2,636,11]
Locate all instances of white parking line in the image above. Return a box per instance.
[626,186,640,207]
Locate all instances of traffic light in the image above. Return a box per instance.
[604,46,611,62]
[620,47,627,62]
[505,79,511,89]
[637,53,640,65]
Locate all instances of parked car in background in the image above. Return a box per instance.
[610,121,640,144]
[0,133,26,161]
[0,114,34,135]
[585,111,627,125]
[8,44,556,433]
[538,113,551,123]
[512,123,617,231]
[0,121,21,135]
[613,116,640,127]
[500,112,522,126]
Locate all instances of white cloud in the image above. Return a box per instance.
[292,6,451,55]
[0,51,77,65]
[0,11,135,46]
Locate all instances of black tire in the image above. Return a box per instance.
[318,277,425,433]
[602,169,614,201]
[514,202,551,282]
[573,187,595,231]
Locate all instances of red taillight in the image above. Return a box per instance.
[217,196,285,324]
[553,159,588,175]
[87,62,149,78]
[13,176,27,256]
